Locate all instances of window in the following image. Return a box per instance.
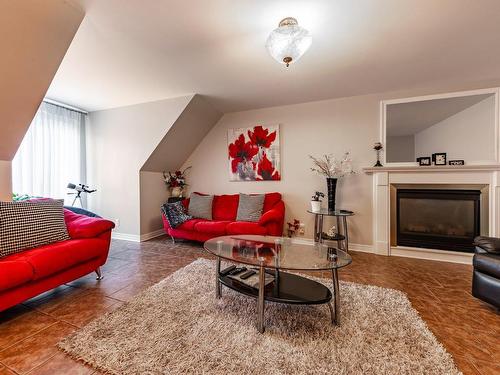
[12,101,87,205]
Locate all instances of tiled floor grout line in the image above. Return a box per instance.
[0,321,60,356]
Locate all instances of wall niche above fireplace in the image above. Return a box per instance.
[396,189,480,252]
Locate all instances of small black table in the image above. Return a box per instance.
[307,209,354,252]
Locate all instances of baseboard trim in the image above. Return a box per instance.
[112,229,166,242]
[290,238,373,254]
[140,229,165,242]
[349,243,373,253]
[391,246,473,265]
[112,232,141,242]
[283,239,471,264]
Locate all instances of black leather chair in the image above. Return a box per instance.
[472,236,500,309]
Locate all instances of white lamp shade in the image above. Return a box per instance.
[266,21,312,66]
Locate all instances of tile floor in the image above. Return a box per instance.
[0,236,498,374]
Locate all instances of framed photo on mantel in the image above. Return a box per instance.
[432,153,447,166]
[416,157,431,166]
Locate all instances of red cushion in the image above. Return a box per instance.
[0,260,34,292]
[263,193,282,213]
[212,194,239,221]
[176,219,206,231]
[19,239,106,280]
[193,221,230,235]
[226,222,267,235]
[64,209,115,239]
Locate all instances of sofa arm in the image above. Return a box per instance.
[474,236,500,254]
[64,209,115,239]
[258,201,285,226]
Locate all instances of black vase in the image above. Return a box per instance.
[326,177,338,212]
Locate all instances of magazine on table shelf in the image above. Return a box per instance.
[228,270,275,289]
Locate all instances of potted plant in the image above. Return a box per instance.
[286,219,301,237]
[163,166,191,197]
[310,152,354,212]
[311,191,324,212]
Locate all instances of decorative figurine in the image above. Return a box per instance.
[373,142,383,167]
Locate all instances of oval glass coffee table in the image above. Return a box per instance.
[204,235,352,333]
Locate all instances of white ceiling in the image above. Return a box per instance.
[387,94,493,137]
[47,0,500,113]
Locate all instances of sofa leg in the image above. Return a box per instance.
[95,267,104,281]
[170,235,176,244]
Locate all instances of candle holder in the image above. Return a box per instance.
[373,142,383,167]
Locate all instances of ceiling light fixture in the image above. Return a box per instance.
[265,17,312,67]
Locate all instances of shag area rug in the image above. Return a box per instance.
[59,259,460,375]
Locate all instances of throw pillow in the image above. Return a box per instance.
[188,193,214,220]
[236,193,265,222]
[0,199,70,258]
[161,201,192,228]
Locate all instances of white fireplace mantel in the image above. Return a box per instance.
[364,165,500,264]
[363,164,500,173]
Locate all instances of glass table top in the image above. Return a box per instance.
[307,209,355,216]
[204,235,352,271]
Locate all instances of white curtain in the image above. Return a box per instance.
[12,101,86,205]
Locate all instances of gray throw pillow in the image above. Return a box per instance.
[236,193,265,222]
[188,193,214,220]
[0,199,70,258]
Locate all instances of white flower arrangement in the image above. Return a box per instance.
[309,152,355,178]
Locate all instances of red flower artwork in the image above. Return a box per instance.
[228,125,280,181]
[228,134,258,173]
[257,153,281,181]
[248,125,277,148]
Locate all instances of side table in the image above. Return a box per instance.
[307,209,354,252]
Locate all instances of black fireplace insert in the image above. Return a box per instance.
[396,189,480,252]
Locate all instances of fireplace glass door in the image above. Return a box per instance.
[397,189,480,252]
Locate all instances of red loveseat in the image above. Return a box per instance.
[163,192,285,242]
[0,209,115,312]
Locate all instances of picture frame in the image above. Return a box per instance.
[448,160,465,166]
[432,153,447,166]
[416,157,431,166]
[227,124,281,181]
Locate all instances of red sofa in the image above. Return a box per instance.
[163,192,285,242]
[0,209,115,312]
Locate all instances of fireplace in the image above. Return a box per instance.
[396,189,480,252]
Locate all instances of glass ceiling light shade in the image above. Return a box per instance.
[266,17,312,67]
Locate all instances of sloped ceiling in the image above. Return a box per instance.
[0,0,84,160]
[141,95,222,172]
[48,0,500,113]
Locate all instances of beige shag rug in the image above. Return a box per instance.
[59,259,460,375]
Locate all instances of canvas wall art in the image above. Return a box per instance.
[228,124,281,181]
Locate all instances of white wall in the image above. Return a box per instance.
[182,84,500,246]
[415,96,496,162]
[0,160,12,201]
[0,1,83,203]
[0,1,84,160]
[182,95,379,245]
[87,96,192,236]
[140,171,169,236]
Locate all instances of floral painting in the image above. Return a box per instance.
[228,125,281,181]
